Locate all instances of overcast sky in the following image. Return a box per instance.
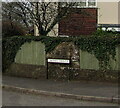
[1,0,120,2]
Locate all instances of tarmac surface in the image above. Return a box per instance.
[2,76,120,104]
[3,90,118,106]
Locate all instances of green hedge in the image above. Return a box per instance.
[2,35,120,72]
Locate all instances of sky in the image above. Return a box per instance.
[1,0,120,2]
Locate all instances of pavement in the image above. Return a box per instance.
[2,75,120,104]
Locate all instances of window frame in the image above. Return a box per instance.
[76,0,97,8]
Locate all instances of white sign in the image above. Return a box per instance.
[48,59,70,64]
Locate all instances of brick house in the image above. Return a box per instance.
[58,7,97,36]
[34,1,120,36]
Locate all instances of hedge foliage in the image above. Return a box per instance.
[2,35,120,71]
[2,21,26,38]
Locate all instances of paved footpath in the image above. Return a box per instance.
[2,76,120,104]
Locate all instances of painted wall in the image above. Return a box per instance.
[80,50,99,70]
[80,46,120,70]
[97,2,118,24]
[118,1,120,27]
[15,41,46,66]
[34,24,58,37]
[34,25,39,36]
[48,24,58,36]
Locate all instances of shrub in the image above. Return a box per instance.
[93,27,119,36]
[2,21,26,38]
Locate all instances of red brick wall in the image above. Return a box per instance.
[59,8,97,36]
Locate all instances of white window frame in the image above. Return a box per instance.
[76,0,97,8]
[60,0,97,8]
[88,0,97,7]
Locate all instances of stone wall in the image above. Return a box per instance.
[47,67,118,82]
[5,41,119,82]
[5,63,47,79]
[47,42,119,82]
[47,42,80,68]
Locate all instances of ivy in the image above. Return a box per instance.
[2,35,120,71]
[74,36,120,69]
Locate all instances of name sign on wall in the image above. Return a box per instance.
[48,59,70,64]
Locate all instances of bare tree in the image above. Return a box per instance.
[2,1,78,36]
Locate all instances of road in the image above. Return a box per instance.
[2,90,119,106]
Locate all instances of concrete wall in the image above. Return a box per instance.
[80,46,120,70]
[97,2,119,24]
[15,41,46,66]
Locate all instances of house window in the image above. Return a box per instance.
[77,0,86,7]
[77,0,97,7]
[60,0,96,8]
[88,0,96,7]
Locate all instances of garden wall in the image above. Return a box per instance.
[15,41,45,65]
[4,38,119,82]
[80,46,120,70]
[5,41,47,78]
[47,42,119,82]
